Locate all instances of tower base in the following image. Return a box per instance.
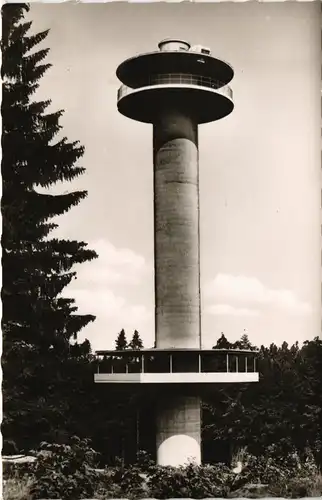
[156,394,201,466]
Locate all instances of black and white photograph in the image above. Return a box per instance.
[1,1,322,499]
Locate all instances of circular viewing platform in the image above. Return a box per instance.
[94,348,259,385]
[116,41,234,124]
[118,74,233,101]
[117,73,233,124]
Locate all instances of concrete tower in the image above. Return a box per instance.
[95,39,258,467]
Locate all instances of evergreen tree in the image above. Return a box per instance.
[129,329,143,350]
[213,333,233,349]
[1,3,97,452]
[115,329,128,350]
[203,339,322,465]
[233,331,255,350]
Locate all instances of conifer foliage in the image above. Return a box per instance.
[115,329,128,350]
[114,329,144,350]
[1,3,97,452]
[129,329,143,350]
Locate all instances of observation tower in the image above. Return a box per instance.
[95,39,259,466]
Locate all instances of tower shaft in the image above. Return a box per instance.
[156,394,201,466]
[154,111,201,350]
[153,110,201,465]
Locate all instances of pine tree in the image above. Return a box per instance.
[129,330,143,350]
[213,333,233,349]
[1,3,97,452]
[115,329,128,350]
[233,331,254,350]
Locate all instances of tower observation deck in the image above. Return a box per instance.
[95,39,258,467]
[116,38,234,124]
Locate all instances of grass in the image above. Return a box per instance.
[2,476,34,500]
[308,473,322,497]
[2,474,322,499]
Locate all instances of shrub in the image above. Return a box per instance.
[135,449,155,473]
[28,436,102,500]
[229,445,322,498]
[147,462,232,499]
[4,441,322,499]
[267,476,322,498]
[101,463,148,499]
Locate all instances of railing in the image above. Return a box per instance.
[117,73,233,101]
[97,351,257,376]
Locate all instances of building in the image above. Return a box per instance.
[95,38,259,467]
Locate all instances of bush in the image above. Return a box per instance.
[28,436,103,500]
[98,462,148,499]
[3,441,322,499]
[147,462,233,499]
[267,476,322,498]
[135,449,155,474]
[229,446,322,498]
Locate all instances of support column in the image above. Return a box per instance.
[153,110,202,465]
[153,111,201,349]
[156,395,201,466]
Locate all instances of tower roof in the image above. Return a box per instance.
[158,38,191,51]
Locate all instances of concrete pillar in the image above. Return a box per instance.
[153,111,202,466]
[156,395,201,466]
[153,111,201,349]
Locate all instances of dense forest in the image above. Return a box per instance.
[2,1,321,475]
[3,323,322,468]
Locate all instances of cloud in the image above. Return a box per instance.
[206,304,260,317]
[62,286,153,349]
[205,274,312,317]
[69,288,151,324]
[60,238,152,349]
[73,238,146,287]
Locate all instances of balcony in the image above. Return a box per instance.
[94,348,259,384]
[117,73,233,102]
[116,72,234,124]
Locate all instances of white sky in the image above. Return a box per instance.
[27,1,321,351]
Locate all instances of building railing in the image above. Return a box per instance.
[96,350,257,376]
[117,73,233,101]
